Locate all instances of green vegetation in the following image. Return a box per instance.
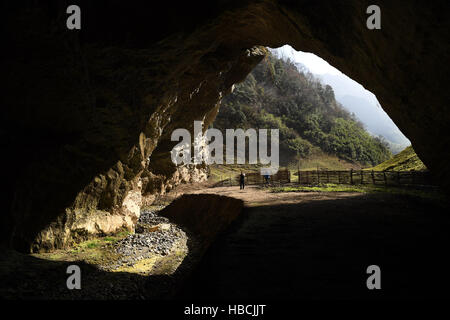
[208,153,358,183]
[33,232,131,267]
[272,184,366,193]
[214,52,392,167]
[271,183,445,201]
[290,148,363,171]
[369,146,426,171]
[68,231,130,255]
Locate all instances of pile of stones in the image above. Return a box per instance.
[108,208,187,269]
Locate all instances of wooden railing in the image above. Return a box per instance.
[296,169,434,187]
[212,168,435,188]
[213,168,291,187]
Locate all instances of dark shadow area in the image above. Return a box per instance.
[3,191,449,300]
[0,249,145,299]
[0,194,244,300]
[177,192,450,300]
[0,233,203,300]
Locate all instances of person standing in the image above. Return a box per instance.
[264,174,269,185]
[239,171,246,190]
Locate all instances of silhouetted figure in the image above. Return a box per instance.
[239,171,245,190]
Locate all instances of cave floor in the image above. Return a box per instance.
[1,185,449,299]
[178,186,450,300]
[0,206,202,300]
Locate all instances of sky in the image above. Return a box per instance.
[271,45,342,75]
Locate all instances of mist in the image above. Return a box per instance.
[270,45,411,154]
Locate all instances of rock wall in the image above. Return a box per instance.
[3,0,449,252]
[161,194,244,249]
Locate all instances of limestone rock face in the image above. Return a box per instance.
[3,1,449,251]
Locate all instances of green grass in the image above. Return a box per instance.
[39,230,132,265]
[271,183,446,201]
[69,230,131,254]
[271,183,365,193]
[86,241,100,248]
[103,236,118,243]
[368,146,426,171]
[287,148,364,172]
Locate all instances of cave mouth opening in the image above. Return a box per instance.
[268,44,411,153]
[209,43,422,184]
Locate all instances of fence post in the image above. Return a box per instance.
[371,170,375,185]
[383,171,387,186]
[317,169,320,184]
[360,170,363,185]
[338,171,341,184]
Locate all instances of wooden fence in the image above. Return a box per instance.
[214,168,291,187]
[296,169,434,187]
[212,168,434,188]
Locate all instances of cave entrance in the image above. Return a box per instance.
[209,44,424,185]
[4,0,448,271]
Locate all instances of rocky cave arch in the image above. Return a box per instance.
[3,0,449,252]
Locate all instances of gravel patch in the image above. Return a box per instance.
[138,207,169,225]
[107,208,187,270]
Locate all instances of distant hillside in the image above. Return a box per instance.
[270,44,410,154]
[214,53,392,167]
[315,74,410,154]
[337,94,410,153]
[370,146,427,171]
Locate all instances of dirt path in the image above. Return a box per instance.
[185,185,359,206]
[177,186,450,299]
